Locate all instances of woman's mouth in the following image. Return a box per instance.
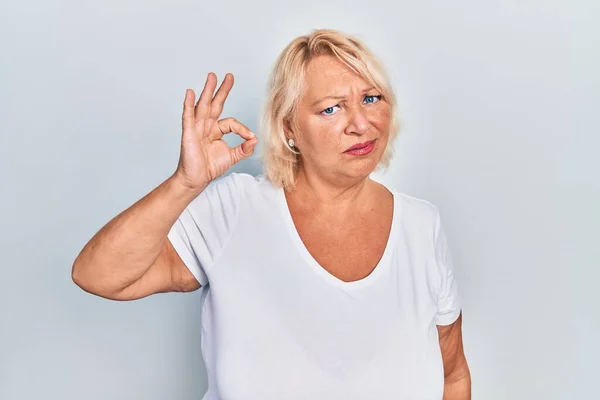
[344,139,376,156]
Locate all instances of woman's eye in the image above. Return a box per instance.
[321,105,339,115]
[364,95,382,104]
[320,96,382,116]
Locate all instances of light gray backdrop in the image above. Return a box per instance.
[1,0,597,399]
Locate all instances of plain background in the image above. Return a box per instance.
[1,0,597,399]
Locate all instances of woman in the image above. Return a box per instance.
[72,29,471,399]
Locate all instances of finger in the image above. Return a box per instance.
[182,89,195,131]
[216,117,255,141]
[209,73,234,120]
[230,136,258,164]
[240,136,258,156]
[195,72,217,120]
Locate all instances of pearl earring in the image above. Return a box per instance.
[288,138,295,148]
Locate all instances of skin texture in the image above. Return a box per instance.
[289,55,391,188]
[438,313,472,399]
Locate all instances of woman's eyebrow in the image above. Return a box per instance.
[311,94,345,107]
[311,86,377,107]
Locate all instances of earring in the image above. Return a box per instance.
[288,138,295,148]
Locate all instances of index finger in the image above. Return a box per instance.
[216,117,255,141]
[182,89,196,131]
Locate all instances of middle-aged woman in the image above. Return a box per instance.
[73,29,471,399]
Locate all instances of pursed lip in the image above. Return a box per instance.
[344,139,376,152]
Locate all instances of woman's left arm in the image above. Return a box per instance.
[437,312,471,400]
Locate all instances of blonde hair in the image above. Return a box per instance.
[259,28,401,190]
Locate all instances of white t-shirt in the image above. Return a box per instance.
[167,172,462,400]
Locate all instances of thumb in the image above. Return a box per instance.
[230,136,258,164]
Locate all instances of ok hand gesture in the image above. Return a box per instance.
[175,73,258,192]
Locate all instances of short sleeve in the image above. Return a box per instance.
[432,206,462,326]
[167,173,243,286]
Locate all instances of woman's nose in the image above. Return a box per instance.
[344,106,370,136]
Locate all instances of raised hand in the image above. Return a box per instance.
[174,72,258,192]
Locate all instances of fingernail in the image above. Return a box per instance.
[249,131,255,137]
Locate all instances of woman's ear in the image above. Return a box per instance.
[283,117,294,139]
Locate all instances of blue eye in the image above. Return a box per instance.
[321,105,339,116]
[320,95,382,116]
[364,95,382,104]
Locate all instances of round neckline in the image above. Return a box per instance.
[276,184,400,290]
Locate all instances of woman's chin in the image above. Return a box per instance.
[339,158,381,181]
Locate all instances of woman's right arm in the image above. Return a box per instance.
[71,173,206,300]
[71,72,257,301]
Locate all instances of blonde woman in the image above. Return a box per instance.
[72,29,471,399]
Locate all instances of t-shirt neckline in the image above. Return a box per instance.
[275,183,399,290]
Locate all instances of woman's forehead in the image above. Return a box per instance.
[303,56,372,102]
[305,55,362,82]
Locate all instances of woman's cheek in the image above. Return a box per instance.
[374,109,392,136]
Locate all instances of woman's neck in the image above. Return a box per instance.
[286,168,377,214]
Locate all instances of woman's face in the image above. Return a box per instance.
[289,55,391,184]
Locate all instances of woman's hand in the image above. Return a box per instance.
[174,72,258,192]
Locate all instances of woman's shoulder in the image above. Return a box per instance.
[386,187,441,230]
[393,190,439,212]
